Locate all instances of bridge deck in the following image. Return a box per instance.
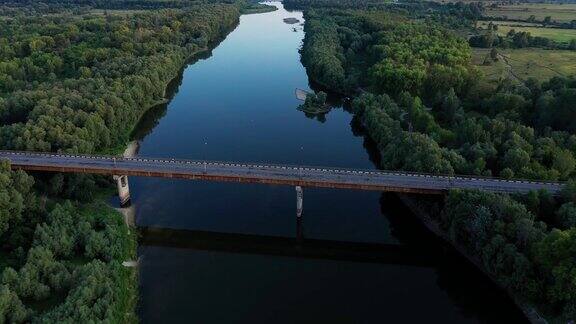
[0,151,565,195]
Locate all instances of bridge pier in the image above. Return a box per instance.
[296,215,304,243]
[296,186,303,218]
[114,175,131,207]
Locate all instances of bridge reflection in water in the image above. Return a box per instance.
[138,226,436,267]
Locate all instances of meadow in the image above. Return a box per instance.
[479,21,576,43]
[473,47,576,84]
[484,3,576,23]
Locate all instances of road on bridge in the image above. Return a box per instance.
[0,151,565,195]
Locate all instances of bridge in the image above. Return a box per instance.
[0,151,565,211]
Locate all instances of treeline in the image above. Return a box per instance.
[285,0,484,28]
[0,0,238,11]
[284,0,391,10]
[439,188,576,320]
[285,0,483,17]
[302,9,576,181]
[0,3,240,153]
[299,7,575,320]
[0,1,244,320]
[301,10,476,99]
[0,161,136,322]
[470,27,576,50]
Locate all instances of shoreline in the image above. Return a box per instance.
[398,194,548,324]
[99,18,242,322]
[300,53,549,322]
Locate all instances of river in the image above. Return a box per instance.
[129,3,527,323]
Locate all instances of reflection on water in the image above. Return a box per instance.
[130,47,221,142]
[131,2,527,323]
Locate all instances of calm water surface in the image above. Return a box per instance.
[131,3,527,323]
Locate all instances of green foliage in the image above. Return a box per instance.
[302,8,576,181]
[301,9,476,100]
[298,91,328,114]
[39,260,134,323]
[300,8,576,320]
[0,3,240,153]
[0,160,35,238]
[0,284,29,323]
[533,228,576,319]
[301,14,346,92]
[0,2,243,321]
[0,172,136,322]
[555,202,576,229]
[442,190,576,320]
[353,93,463,173]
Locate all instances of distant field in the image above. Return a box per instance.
[473,48,576,84]
[432,0,499,3]
[478,20,542,28]
[484,3,576,23]
[479,21,576,42]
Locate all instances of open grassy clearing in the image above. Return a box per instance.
[484,3,576,23]
[473,47,576,84]
[478,21,576,42]
[478,20,543,28]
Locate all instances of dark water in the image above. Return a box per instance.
[131,3,527,323]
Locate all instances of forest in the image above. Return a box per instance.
[0,0,243,321]
[0,161,136,322]
[0,3,240,153]
[297,4,575,321]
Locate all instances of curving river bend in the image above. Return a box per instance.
[129,3,527,323]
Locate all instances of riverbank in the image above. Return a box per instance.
[130,2,535,322]
[99,17,242,318]
[398,194,549,323]
[104,35,239,157]
[242,2,277,14]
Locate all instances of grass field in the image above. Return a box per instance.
[473,48,576,84]
[479,21,576,42]
[484,3,576,23]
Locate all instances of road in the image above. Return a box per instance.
[0,151,565,195]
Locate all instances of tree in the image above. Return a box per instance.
[552,148,575,179]
[441,88,463,125]
[555,202,576,229]
[490,47,498,61]
[504,148,531,173]
[0,161,34,237]
[534,228,576,319]
[0,285,28,323]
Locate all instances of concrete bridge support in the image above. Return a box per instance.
[114,175,131,207]
[296,186,303,218]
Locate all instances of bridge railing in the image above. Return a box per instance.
[0,150,566,186]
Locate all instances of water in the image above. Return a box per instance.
[131,3,527,323]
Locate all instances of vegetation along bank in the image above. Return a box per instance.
[289,0,576,321]
[0,0,245,321]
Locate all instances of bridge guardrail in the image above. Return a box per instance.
[0,150,566,186]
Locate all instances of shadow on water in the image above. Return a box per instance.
[297,78,529,321]
[138,226,436,267]
[379,193,528,323]
[130,3,529,322]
